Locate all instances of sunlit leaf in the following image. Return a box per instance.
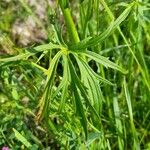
[13,128,32,148]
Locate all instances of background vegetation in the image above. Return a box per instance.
[0,0,150,149]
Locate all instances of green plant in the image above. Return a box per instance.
[0,0,150,149]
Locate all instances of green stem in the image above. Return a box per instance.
[60,6,80,44]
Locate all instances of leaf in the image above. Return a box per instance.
[31,62,48,75]
[75,55,105,118]
[70,62,100,116]
[68,57,101,134]
[0,53,31,62]
[69,4,133,50]
[123,78,140,150]
[58,55,70,112]
[82,51,127,73]
[72,84,88,138]
[36,50,63,122]
[69,60,88,138]
[52,55,69,98]
[58,81,68,113]
[68,59,88,138]
[77,56,114,85]
[13,128,32,148]
[33,43,66,52]
[86,132,101,146]
[0,43,65,62]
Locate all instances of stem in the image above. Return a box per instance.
[60,6,80,44]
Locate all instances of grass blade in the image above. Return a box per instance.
[123,78,140,150]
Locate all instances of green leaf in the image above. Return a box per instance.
[58,55,70,112]
[0,53,31,62]
[69,4,133,50]
[75,55,104,119]
[68,57,101,132]
[68,59,88,138]
[36,50,63,121]
[33,43,66,52]
[0,43,65,62]
[58,81,68,113]
[123,78,140,150]
[52,55,69,98]
[72,84,88,138]
[82,51,127,73]
[86,132,101,146]
[13,128,32,148]
[77,56,114,85]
